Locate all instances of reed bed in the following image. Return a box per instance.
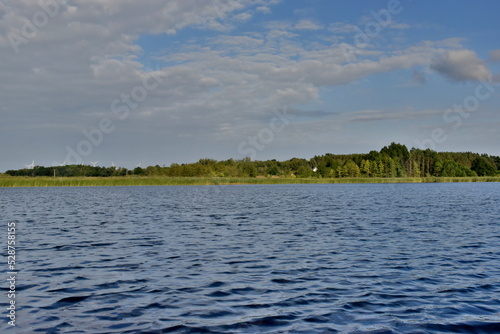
[0,175,499,187]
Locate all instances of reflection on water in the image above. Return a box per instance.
[1,183,500,333]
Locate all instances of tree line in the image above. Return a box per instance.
[6,143,500,178]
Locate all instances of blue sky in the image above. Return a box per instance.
[1,0,499,171]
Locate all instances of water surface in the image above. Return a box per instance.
[1,183,500,333]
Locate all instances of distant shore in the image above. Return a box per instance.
[0,176,499,187]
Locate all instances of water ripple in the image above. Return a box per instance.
[1,184,499,333]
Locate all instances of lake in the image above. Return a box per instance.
[1,183,500,333]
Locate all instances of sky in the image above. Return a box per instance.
[1,0,500,171]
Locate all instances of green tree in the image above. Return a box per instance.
[412,160,421,177]
[267,164,280,176]
[297,166,313,178]
[380,142,409,161]
[133,166,145,175]
[344,160,360,177]
[365,150,381,161]
[241,162,257,177]
[336,165,347,178]
[360,160,371,177]
[440,160,477,177]
[386,157,397,178]
[371,160,381,177]
[378,161,385,177]
[471,157,497,176]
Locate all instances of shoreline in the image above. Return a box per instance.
[0,176,499,187]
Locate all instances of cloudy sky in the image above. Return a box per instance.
[1,0,500,171]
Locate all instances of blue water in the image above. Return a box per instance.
[1,183,500,333]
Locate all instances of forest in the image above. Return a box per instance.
[5,143,500,178]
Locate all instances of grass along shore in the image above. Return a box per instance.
[0,175,499,187]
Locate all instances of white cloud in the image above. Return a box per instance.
[0,0,462,131]
[430,49,492,82]
[346,108,444,123]
[489,49,500,62]
[390,23,410,30]
[294,19,322,31]
[256,6,271,14]
[329,22,359,34]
